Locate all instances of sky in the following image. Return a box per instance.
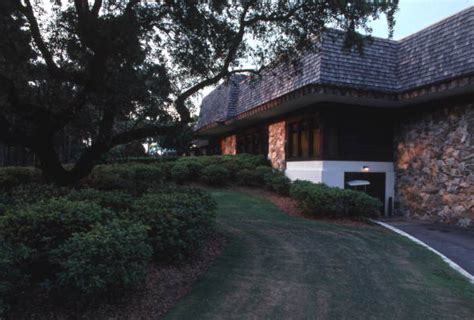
[366,0,474,39]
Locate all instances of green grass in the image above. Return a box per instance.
[165,191,474,320]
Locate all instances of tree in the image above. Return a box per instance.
[0,0,397,184]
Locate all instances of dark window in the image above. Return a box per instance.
[287,117,321,160]
[236,126,268,155]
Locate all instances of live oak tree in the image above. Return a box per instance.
[0,0,397,184]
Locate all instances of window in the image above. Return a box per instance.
[287,117,321,160]
[236,126,268,155]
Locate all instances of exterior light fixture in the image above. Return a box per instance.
[362,166,370,172]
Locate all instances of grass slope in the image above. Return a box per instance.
[165,191,474,320]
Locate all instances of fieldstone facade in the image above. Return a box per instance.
[395,103,474,227]
[220,135,236,155]
[268,121,286,170]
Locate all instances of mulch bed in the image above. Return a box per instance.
[233,186,378,228]
[8,233,226,320]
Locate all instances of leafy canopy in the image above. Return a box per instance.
[0,0,397,183]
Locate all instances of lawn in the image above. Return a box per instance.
[165,191,474,320]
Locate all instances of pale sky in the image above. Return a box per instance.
[367,0,474,39]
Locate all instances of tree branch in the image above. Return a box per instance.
[174,4,251,123]
[91,0,102,17]
[19,0,59,74]
[125,0,141,13]
[111,124,180,146]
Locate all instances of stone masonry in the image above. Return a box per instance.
[395,103,474,227]
[220,135,236,155]
[268,121,286,170]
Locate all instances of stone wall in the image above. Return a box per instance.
[268,121,286,170]
[220,135,236,155]
[395,102,474,227]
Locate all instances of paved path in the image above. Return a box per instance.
[164,191,474,320]
[382,220,474,275]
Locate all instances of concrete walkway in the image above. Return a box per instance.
[381,219,474,276]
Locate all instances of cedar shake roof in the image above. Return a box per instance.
[197,6,474,131]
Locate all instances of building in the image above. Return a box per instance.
[195,8,474,224]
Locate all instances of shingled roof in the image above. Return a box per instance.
[197,6,474,131]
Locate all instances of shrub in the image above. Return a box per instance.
[130,189,216,260]
[66,189,134,213]
[0,198,115,281]
[52,221,152,300]
[236,169,264,187]
[184,162,204,177]
[201,164,230,186]
[0,167,43,191]
[0,241,30,315]
[221,160,244,179]
[290,180,381,218]
[84,164,164,194]
[8,183,71,206]
[222,154,269,168]
[255,166,275,185]
[85,165,135,191]
[340,189,382,218]
[130,163,164,184]
[268,174,291,195]
[170,163,192,183]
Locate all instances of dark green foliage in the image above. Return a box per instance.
[0,198,115,260]
[85,163,163,194]
[130,189,217,260]
[290,180,381,218]
[268,175,292,196]
[9,183,71,205]
[170,163,192,184]
[0,241,30,315]
[236,169,264,187]
[51,222,152,300]
[0,167,43,191]
[222,154,269,168]
[255,166,274,184]
[66,189,134,213]
[201,165,230,186]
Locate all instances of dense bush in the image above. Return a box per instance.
[290,180,381,218]
[52,222,152,300]
[9,183,71,206]
[0,198,116,282]
[236,168,264,186]
[0,167,43,190]
[85,163,163,194]
[170,162,192,183]
[86,164,135,191]
[66,189,134,213]
[255,166,274,184]
[130,189,216,260]
[268,174,291,195]
[0,241,30,314]
[201,164,230,186]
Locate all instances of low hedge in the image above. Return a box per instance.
[290,180,381,218]
[0,167,43,191]
[201,164,230,186]
[130,188,217,260]
[85,163,163,194]
[0,241,30,315]
[52,221,152,300]
[0,184,218,311]
[66,189,134,213]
